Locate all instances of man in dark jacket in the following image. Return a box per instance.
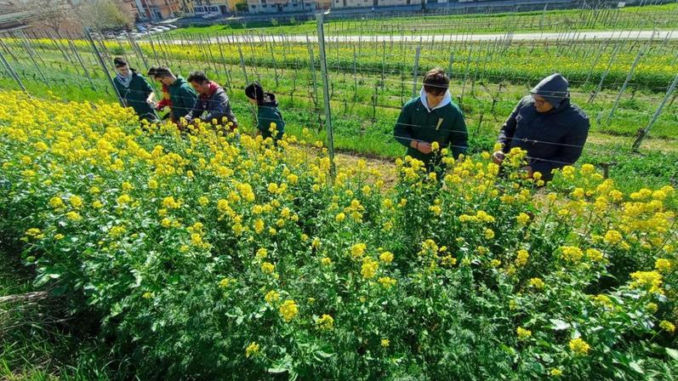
[113,57,158,122]
[183,71,238,130]
[150,67,198,123]
[393,68,468,168]
[492,73,589,181]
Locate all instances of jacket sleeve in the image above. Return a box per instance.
[201,91,229,123]
[184,97,202,122]
[530,117,590,179]
[498,99,525,153]
[449,108,468,159]
[139,76,154,97]
[394,103,414,148]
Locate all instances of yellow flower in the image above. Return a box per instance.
[429,205,442,215]
[109,226,126,238]
[659,320,675,334]
[361,258,379,279]
[381,339,390,348]
[54,234,64,240]
[379,251,394,263]
[550,368,563,377]
[49,196,64,209]
[316,314,334,331]
[561,246,584,262]
[261,262,275,274]
[219,278,233,289]
[378,277,397,289]
[264,290,280,303]
[254,219,264,234]
[335,212,346,223]
[529,278,545,290]
[245,342,260,358]
[66,211,81,222]
[490,259,502,268]
[441,255,457,266]
[92,200,103,209]
[69,195,83,209]
[515,250,529,267]
[350,243,367,260]
[117,194,132,205]
[431,141,440,151]
[256,248,268,259]
[646,303,659,313]
[604,230,623,245]
[630,271,663,294]
[585,248,604,262]
[655,258,673,273]
[321,257,332,266]
[484,228,495,240]
[148,179,158,189]
[516,327,532,340]
[516,213,530,226]
[162,196,181,209]
[593,294,613,308]
[568,338,591,356]
[279,300,298,322]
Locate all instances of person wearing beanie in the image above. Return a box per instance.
[245,82,285,143]
[393,67,468,170]
[112,57,158,122]
[492,73,590,181]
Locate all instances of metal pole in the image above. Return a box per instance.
[606,46,644,124]
[85,28,123,106]
[632,74,678,151]
[316,12,336,181]
[0,46,27,94]
[412,41,421,98]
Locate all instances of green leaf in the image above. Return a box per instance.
[629,361,643,374]
[549,319,571,331]
[666,348,678,361]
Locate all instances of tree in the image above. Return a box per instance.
[19,0,76,35]
[76,0,133,32]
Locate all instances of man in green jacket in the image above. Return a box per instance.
[113,57,158,122]
[150,67,198,124]
[394,68,468,169]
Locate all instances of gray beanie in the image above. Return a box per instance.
[530,73,569,108]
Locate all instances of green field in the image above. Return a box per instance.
[1,4,678,379]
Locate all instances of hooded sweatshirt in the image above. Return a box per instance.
[394,88,468,165]
[257,93,285,141]
[167,76,198,122]
[113,69,158,122]
[497,74,590,180]
[186,81,238,128]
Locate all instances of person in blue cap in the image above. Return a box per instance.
[492,73,590,181]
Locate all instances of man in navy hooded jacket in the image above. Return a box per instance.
[492,73,590,181]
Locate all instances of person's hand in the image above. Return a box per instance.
[521,166,534,178]
[491,151,505,164]
[416,141,433,154]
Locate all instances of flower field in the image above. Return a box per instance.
[1,91,677,379]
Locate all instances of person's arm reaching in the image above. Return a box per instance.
[497,99,524,153]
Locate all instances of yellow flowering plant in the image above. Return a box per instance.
[1,93,677,380]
